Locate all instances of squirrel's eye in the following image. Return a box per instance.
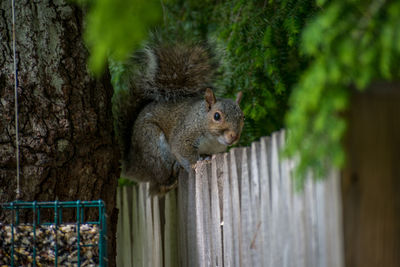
[214,112,221,121]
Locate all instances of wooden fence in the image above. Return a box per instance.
[116,130,344,267]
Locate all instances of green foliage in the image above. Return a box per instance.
[162,0,318,145]
[77,0,162,74]
[79,0,400,187]
[162,0,400,186]
[285,0,400,186]
[118,178,136,186]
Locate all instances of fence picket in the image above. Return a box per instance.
[165,190,179,267]
[222,152,233,267]
[229,148,243,267]
[278,130,294,267]
[250,141,262,266]
[144,184,154,267]
[290,157,306,267]
[178,171,189,267]
[199,161,212,266]
[259,137,271,267]
[304,173,319,267]
[152,197,162,267]
[315,170,344,267]
[210,155,223,267]
[240,147,252,267]
[270,131,282,267]
[187,170,197,267]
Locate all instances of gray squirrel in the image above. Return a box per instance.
[113,42,244,195]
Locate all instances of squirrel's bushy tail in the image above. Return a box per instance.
[113,42,216,160]
[138,43,217,101]
[112,83,145,162]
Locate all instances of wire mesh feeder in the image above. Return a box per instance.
[0,200,107,266]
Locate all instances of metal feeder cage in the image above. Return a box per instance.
[0,200,107,266]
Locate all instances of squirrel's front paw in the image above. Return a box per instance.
[191,160,209,170]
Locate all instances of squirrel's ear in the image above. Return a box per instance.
[236,91,243,105]
[205,88,216,110]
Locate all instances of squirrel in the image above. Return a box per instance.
[113,42,244,195]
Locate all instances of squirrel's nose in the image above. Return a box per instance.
[225,131,238,145]
[230,132,237,141]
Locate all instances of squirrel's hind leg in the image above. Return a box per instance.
[127,120,179,195]
[149,161,180,196]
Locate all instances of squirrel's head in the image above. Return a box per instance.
[205,88,244,146]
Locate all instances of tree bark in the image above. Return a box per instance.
[0,1,120,265]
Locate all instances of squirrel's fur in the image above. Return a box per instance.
[113,42,244,195]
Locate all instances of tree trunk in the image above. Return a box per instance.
[0,1,120,265]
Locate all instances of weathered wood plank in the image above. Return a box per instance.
[210,154,223,267]
[259,137,271,267]
[152,196,162,267]
[329,170,344,267]
[222,152,233,267]
[186,169,199,267]
[144,183,154,267]
[178,171,189,267]
[315,170,344,267]
[130,185,141,267]
[195,161,211,266]
[240,147,252,267]
[270,131,283,267]
[126,186,134,266]
[229,148,243,267]
[304,173,319,267]
[165,189,179,267]
[326,170,344,267]
[250,141,262,266]
[290,158,306,267]
[278,130,294,267]
[135,184,146,267]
